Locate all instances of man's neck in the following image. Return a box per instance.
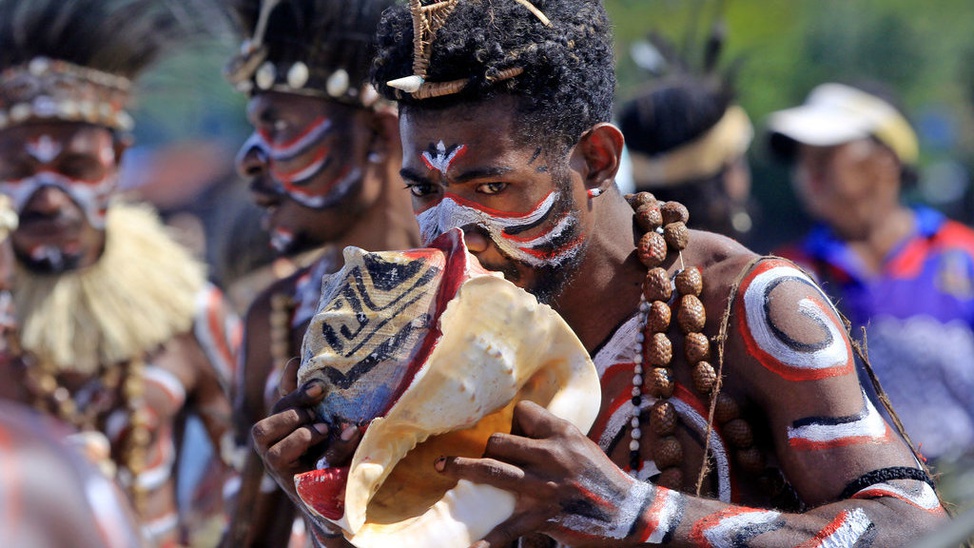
[842,205,915,275]
[548,193,644,353]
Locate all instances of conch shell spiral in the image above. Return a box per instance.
[294,229,600,547]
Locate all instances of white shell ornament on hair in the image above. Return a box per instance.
[387,74,425,93]
[286,61,309,89]
[294,229,601,548]
[326,69,350,98]
[255,61,277,90]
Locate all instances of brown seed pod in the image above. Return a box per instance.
[656,467,684,490]
[642,267,672,302]
[714,393,741,424]
[654,435,683,468]
[661,201,689,225]
[675,266,703,296]
[692,360,717,394]
[635,203,663,232]
[650,401,677,435]
[723,418,754,447]
[637,231,667,268]
[647,367,674,398]
[646,300,671,333]
[663,221,689,251]
[627,191,656,209]
[684,332,710,363]
[644,333,672,367]
[677,294,706,334]
[735,446,766,475]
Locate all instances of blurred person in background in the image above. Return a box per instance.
[221,0,420,544]
[769,81,974,505]
[618,27,758,247]
[0,0,240,544]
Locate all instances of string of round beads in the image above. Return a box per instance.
[627,191,765,491]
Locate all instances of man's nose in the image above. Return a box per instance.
[235,136,269,181]
[460,225,490,253]
[23,185,71,215]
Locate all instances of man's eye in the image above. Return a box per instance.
[406,183,437,197]
[477,182,507,195]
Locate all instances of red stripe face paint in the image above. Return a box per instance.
[238,116,362,209]
[416,189,583,268]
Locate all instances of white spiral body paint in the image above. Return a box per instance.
[415,190,582,268]
[739,262,854,381]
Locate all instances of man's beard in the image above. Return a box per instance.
[15,245,84,274]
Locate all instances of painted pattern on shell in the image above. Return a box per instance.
[299,245,447,426]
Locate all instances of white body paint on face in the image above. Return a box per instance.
[787,391,891,450]
[422,141,466,176]
[416,191,582,268]
[26,135,63,163]
[239,116,356,209]
[741,264,853,380]
[0,171,115,228]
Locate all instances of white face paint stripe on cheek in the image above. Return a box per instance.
[414,190,584,268]
[0,172,115,228]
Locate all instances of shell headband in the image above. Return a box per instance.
[225,0,384,109]
[386,0,550,100]
[0,57,133,132]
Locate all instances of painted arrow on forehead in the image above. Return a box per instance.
[422,141,467,176]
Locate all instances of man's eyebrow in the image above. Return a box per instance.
[450,166,513,184]
[400,165,516,185]
[400,167,433,184]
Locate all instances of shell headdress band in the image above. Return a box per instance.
[387,0,550,100]
[225,0,386,109]
[0,58,134,133]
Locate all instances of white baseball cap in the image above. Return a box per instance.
[767,83,918,165]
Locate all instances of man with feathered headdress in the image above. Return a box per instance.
[0,0,241,544]
[221,0,419,545]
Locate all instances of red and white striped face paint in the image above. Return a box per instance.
[237,115,362,210]
[0,134,116,228]
[415,188,583,268]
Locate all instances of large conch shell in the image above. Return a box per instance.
[294,229,600,547]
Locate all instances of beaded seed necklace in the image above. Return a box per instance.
[625,192,763,492]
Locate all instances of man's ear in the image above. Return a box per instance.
[113,133,133,165]
[367,107,401,164]
[574,123,624,195]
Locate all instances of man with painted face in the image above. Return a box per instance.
[0,1,240,545]
[223,0,420,545]
[252,0,948,546]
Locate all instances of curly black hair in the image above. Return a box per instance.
[229,0,395,94]
[371,0,616,153]
[0,0,202,79]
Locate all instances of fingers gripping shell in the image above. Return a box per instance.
[294,229,601,547]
